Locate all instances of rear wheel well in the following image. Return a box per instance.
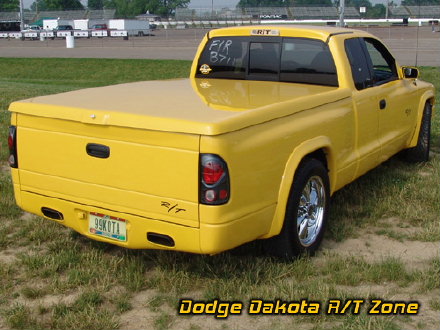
[305,149,328,170]
[265,157,330,258]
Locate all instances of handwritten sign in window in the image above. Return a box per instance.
[196,37,247,79]
[209,39,235,65]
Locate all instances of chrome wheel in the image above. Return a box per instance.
[296,175,326,247]
[264,158,329,258]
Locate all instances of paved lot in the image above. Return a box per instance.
[0,26,439,66]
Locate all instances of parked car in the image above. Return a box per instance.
[91,24,108,30]
[55,25,73,31]
[21,25,41,34]
[20,25,41,39]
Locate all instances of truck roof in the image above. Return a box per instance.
[207,25,365,42]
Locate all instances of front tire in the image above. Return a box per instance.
[266,158,330,259]
[405,102,432,162]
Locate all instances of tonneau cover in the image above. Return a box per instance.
[9,78,350,136]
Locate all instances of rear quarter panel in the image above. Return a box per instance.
[199,96,356,239]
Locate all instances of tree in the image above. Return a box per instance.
[30,0,48,11]
[237,0,290,7]
[30,0,84,11]
[0,0,19,11]
[103,0,190,17]
[402,0,439,5]
[334,0,373,8]
[49,0,84,10]
[237,0,334,7]
[367,4,386,18]
[88,0,104,10]
[293,0,332,5]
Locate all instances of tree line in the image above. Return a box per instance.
[0,0,190,17]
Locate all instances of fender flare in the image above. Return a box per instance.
[408,90,435,148]
[261,136,335,238]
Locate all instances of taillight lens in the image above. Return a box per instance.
[200,154,230,205]
[8,126,18,168]
[203,160,224,184]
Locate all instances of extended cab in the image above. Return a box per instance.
[8,26,435,257]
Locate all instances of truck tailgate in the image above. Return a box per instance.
[16,114,200,228]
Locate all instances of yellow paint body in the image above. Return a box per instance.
[9,25,435,254]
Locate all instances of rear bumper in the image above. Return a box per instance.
[16,190,274,254]
[18,190,202,252]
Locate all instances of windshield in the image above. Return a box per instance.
[196,36,338,87]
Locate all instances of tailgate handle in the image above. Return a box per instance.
[86,143,110,159]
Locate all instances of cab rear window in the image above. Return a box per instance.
[196,36,338,87]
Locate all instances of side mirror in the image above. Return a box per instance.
[402,66,419,79]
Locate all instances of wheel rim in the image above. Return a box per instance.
[296,176,326,247]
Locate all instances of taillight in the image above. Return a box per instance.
[8,126,18,168]
[200,154,230,205]
[203,160,224,184]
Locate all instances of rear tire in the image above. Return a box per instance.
[405,102,432,162]
[265,158,330,259]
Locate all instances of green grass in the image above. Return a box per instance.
[417,257,440,292]
[2,304,41,330]
[154,312,174,330]
[0,59,438,330]
[328,156,440,241]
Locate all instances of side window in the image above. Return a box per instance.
[345,38,372,90]
[364,38,397,85]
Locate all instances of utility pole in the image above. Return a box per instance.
[339,0,345,27]
[385,0,389,20]
[19,0,25,31]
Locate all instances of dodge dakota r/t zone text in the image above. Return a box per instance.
[8,26,435,258]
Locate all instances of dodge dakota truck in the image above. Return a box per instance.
[8,25,435,258]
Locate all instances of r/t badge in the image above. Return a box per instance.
[200,64,212,75]
[161,201,186,214]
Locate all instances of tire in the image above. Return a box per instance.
[265,158,330,259]
[405,102,432,162]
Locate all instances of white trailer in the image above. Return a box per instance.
[43,19,58,30]
[108,19,150,36]
[42,19,72,30]
[73,19,89,30]
[72,20,90,38]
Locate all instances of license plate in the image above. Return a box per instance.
[88,212,127,242]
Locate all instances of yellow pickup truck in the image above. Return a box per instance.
[8,25,435,258]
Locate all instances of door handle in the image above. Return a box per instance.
[86,143,110,159]
[379,99,386,110]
